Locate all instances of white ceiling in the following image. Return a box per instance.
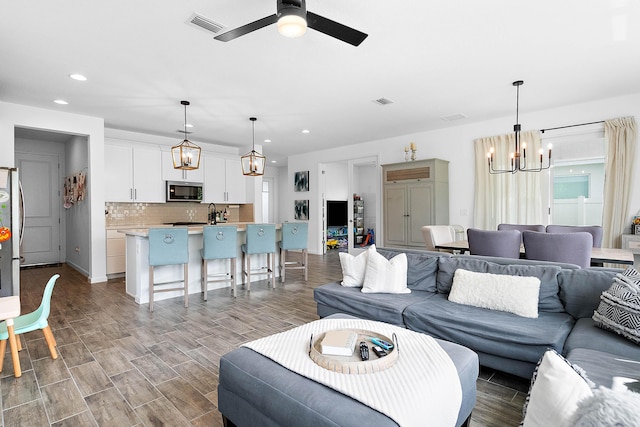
[2,1,639,165]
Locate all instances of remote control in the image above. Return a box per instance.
[370,337,394,350]
[359,342,369,361]
[372,345,387,357]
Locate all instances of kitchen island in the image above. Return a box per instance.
[119,224,282,305]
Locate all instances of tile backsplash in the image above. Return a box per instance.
[105,202,248,227]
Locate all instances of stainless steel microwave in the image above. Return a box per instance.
[166,181,203,202]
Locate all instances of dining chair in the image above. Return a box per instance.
[523,231,593,268]
[545,225,603,248]
[497,223,546,233]
[421,225,456,251]
[242,224,276,291]
[0,274,60,372]
[279,222,308,283]
[467,228,521,259]
[148,227,189,312]
[201,225,238,299]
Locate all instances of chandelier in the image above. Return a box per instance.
[171,100,201,170]
[487,81,552,174]
[241,117,266,176]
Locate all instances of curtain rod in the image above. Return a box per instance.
[540,120,604,134]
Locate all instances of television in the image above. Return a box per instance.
[327,200,348,227]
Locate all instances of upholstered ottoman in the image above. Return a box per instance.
[218,314,479,427]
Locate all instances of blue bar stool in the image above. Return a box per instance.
[201,225,238,299]
[241,224,276,291]
[279,222,308,283]
[148,228,189,312]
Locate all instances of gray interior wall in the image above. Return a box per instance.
[65,135,90,275]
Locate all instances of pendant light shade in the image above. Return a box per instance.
[241,117,266,176]
[171,100,201,170]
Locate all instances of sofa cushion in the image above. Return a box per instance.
[592,267,640,345]
[361,250,409,294]
[521,350,593,427]
[563,317,640,360]
[314,282,434,326]
[448,269,540,318]
[377,248,441,292]
[558,268,620,319]
[566,348,640,388]
[339,245,374,287]
[436,257,564,312]
[403,294,575,364]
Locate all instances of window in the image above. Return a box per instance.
[541,124,605,226]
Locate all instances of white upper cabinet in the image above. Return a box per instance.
[105,143,163,202]
[161,151,204,183]
[203,155,247,203]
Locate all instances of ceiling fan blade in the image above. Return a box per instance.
[215,14,278,42]
[306,11,367,46]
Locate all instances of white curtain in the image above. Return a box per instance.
[603,116,637,248]
[474,130,544,230]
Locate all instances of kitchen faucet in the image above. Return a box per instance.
[208,203,217,225]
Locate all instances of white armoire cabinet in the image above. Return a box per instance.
[382,159,449,248]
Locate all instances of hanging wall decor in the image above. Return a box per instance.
[294,200,309,220]
[294,171,309,192]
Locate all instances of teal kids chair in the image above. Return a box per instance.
[0,274,60,373]
[148,228,189,312]
[279,222,308,283]
[201,225,238,299]
[241,224,276,291]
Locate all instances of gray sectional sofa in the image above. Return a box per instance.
[314,248,640,380]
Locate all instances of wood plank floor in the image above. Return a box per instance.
[1,251,530,426]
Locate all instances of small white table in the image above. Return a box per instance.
[0,296,21,377]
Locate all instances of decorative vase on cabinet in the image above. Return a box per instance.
[382,159,449,248]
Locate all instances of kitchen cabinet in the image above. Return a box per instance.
[203,155,247,203]
[162,151,204,183]
[382,159,449,248]
[104,143,163,202]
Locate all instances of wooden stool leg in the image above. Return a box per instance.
[0,339,6,372]
[7,321,21,377]
[230,258,237,298]
[280,249,286,283]
[43,326,58,359]
[184,263,189,308]
[246,254,251,292]
[303,249,308,281]
[202,259,208,301]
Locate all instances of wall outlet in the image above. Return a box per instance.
[75,247,80,253]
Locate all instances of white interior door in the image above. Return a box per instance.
[15,152,62,265]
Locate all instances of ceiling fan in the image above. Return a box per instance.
[214,0,368,46]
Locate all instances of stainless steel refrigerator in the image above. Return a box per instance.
[0,167,22,297]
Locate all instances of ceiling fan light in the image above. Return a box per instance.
[277,14,307,38]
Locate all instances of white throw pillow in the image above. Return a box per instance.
[448,269,540,318]
[521,350,593,427]
[339,245,375,287]
[361,249,410,294]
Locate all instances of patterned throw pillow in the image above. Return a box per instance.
[592,266,640,345]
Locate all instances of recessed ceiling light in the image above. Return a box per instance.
[54,99,68,105]
[69,73,87,81]
[302,129,310,134]
[271,160,277,163]
[185,123,194,128]
[264,139,271,143]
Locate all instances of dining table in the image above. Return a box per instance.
[0,296,22,377]
[434,240,635,266]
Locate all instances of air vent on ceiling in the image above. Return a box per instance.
[188,13,225,35]
[440,113,468,122]
[373,98,394,106]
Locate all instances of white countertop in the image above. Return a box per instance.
[118,222,280,237]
